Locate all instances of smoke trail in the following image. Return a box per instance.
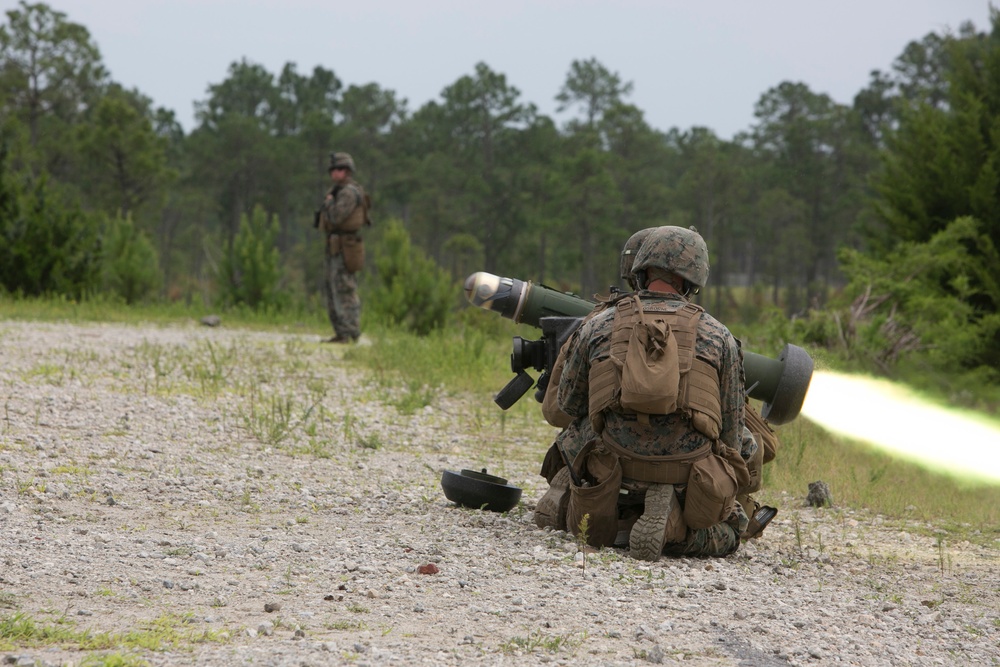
[799,371,1000,484]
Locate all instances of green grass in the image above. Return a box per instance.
[0,612,229,652]
[500,630,587,655]
[81,653,150,667]
[760,412,1000,542]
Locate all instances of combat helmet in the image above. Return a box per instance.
[620,227,660,290]
[329,151,356,173]
[631,226,710,292]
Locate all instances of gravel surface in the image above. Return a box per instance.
[1,320,998,667]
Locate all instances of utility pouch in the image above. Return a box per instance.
[663,489,688,544]
[742,436,764,494]
[719,443,752,494]
[539,442,566,483]
[534,466,572,531]
[620,297,680,415]
[683,451,738,530]
[746,403,779,464]
[338,205,366,233]
[566,440,622,548]
[340,234,365,273]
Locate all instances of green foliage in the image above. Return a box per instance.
[0,611,229,651]
[76,86,175,219]
[0,0,106,170]
[860,17,1000,382]
[0,149,102,298]
[100,213,160,303]
[836,217,1000,373]
[773,217,1000,407]
[367,218,457,335]
[218,204,284,310]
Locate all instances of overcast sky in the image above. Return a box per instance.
[14,0,994,139]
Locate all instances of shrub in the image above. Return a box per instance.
[367,218,458,335]
[100,213,161,303]
[0,151,102,299]
[218,205,284,310]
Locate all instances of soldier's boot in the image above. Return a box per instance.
[629,483,674,562]
[323,335,357,344]
[533,466,571,531]
[742,504,778,540]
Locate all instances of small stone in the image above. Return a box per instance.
[264,602,281,613]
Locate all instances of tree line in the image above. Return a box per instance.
[1,2,998,394]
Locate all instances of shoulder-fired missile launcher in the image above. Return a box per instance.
[464,271,813,425]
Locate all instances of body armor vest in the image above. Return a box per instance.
[321,180,371,234]
[587,296,723,440]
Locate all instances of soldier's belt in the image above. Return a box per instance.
[600,432,712,484]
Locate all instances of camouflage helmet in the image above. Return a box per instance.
[620,227,658,289]
[631,226,710,289]
[329,152,355,173]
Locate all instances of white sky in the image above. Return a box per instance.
[12,0,994,139]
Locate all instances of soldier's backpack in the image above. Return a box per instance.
[619,295,681,416]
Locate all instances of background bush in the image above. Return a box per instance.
[366,218,458,335]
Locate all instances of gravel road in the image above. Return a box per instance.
[0,320,997,667]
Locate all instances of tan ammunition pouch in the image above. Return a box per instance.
[683,441,745,529]
[746,402,779,464]
[328,233,365,273]
[588,297,721,439]
[539,442,566,483]
[619,295,680,416]
[335,194,370,233]
[566,440,622,548]
[341,234,364,272]
[323,184,373,234]
[742,433,764,494]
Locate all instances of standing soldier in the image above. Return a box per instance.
[315,152,371,343]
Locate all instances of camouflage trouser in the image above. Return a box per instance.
[661,500,749,558]
[325,252,361,339]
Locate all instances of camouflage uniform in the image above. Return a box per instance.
[557,227,750,558]
[320,159,366,341]
[540,228,660,468]
[558,292,747,458]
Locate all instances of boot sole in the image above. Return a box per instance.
[630,483,673,561]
